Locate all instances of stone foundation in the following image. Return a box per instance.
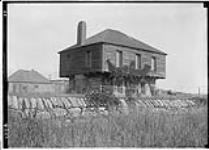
[69,75,102,94]
[69,74,157,96]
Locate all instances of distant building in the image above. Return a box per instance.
[8,69,68,94]
[58,21,167,96]
[51,79,69,94]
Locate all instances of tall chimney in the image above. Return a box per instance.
[77,21,86,45]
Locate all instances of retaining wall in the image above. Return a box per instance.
[8,94,198,119]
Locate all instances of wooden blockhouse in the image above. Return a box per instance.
[58,21,167,96]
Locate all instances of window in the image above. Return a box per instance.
[116,50,123,67]
[13,84,17,93]
[135,54,141,69]
[22,86,27,90]
[151,56,157,71]
[86,51,92,68]
[34,85,39,88]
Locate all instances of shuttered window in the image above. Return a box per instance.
[151,56,157,71]
[135,54,141,69]
[116,50,123,67]
[86,51,92,68]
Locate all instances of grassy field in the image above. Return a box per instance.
[8,105,207,147]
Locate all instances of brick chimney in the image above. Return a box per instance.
[77,21,86,45]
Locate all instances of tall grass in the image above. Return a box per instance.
[8,106,207,147]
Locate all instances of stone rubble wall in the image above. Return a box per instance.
[8,95,198,119]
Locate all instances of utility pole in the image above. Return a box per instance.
[198,87,200,96]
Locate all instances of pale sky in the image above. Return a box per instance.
[8,3,207,94]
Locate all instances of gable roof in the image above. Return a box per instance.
[59,29,167,55]
[8,69,50,83]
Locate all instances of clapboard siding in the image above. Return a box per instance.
[60,43,166,78]
[60,44,103,77]
[102,43,166,78]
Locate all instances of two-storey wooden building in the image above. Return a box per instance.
[58,21,167,96]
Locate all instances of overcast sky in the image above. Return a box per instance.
[8,3,207,94]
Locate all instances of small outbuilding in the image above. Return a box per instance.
[8,69,54,94]
[8,69,69,94]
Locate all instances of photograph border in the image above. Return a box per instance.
[2,1,208,148]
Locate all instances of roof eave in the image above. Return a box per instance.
[58,41,167,56]
[8,80,51,84]
[58,42,104,54]
[102,42,167,55]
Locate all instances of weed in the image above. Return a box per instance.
[8,106,207,147]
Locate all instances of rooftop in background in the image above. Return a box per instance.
[59,29,167,55]
[8,69,50,84]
